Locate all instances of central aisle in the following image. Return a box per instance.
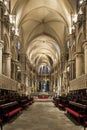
[5,102,83,130]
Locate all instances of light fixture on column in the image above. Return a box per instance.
[4,0,8,5]
[4,0,10,10]
[9,14,19,36]
[69,26,72,34]
[67,66,70,72]
[79,0,83,5]
[15,27,19,36]
[72,14,78,23]
[69,25,75,34]
[0,0,9,5]
[69,13,77,34]
[9,15,15,24]
[9,14,15,32]
[17,66,21,72]
[78,7,83,15]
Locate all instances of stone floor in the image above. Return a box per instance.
[4,102,84,130]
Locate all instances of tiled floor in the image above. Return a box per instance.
[4,102,84,130]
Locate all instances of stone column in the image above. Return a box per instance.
[25,76,28,87]
[0,40,4,74]
[59,76,62,96]
[75,52,84,78]
[25,75,28,95]
[69,60,75,80]
[11,62,16,80]
[72,60,76,79]
[21,71,24,83]
[56,78,58,94]
[13,63,16,79]
[0,3,4,40]
[5,53,11,78]
[83,41,87,74]
[85,2,87,40]
[21,53,26,71]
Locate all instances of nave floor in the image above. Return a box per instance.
[4,102,83,130]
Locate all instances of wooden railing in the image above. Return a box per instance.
[0,74,18,91]
[70,74,87,90]
[69,101,87,110]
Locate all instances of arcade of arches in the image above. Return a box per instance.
[0,0,87,95]
[0,0,87,129]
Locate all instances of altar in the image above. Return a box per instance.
[38,92,49,99]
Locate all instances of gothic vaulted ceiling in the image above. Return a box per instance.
[11,0,76,73]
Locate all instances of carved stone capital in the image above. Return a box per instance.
[74,52,83,58]
[68,59,75,64]
[0,40,4,49]
[83,40,87,49]
[3,52,12,59]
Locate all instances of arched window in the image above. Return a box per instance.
[39,65,51,74]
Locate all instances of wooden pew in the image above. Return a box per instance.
[19,99,29,108]
[65,101,87,123]
[0,100,6,105]
[84,121,87,130]
[0,101,22,120]
[83,116,87,130]
[0,102,4,130]
[19,97,34,108]
[69,101,87,109]
[56,96,68,110]
[0,119,3,130]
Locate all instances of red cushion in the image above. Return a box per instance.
[5,107,22,117]
[65,107,84,118]
[0,119,2,123]
[30,101,32,104]
[85,121,87,125]
[32,100,34,103]
[38,95,49,99]
[23,102,30,106]
[58,104,64,107]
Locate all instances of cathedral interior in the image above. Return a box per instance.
[0,0,87,130]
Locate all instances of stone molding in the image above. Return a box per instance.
[0,40,4,49]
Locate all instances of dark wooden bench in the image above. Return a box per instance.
[19,97,34,108]
[69,101,87,110]
[65,101,87,123]
[66,107,84,122]
[53,97,55,103]
[29,98,34,104]
[0,100,6,105]
[55,96,68,110]
[23,102,31,107]
[84,121,87,130]
[53,98,59,107]
[19,99,29,108]
[0,119,3,130]
[58,103,65,109]
[0,101,22,120]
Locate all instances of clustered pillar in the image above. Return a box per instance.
[0,40,4,74]
[3,53,11,78]
[5,54,11,78]
[75,52,84,78]
[83,41,87,74]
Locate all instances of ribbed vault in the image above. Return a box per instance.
[11,0,76,73]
